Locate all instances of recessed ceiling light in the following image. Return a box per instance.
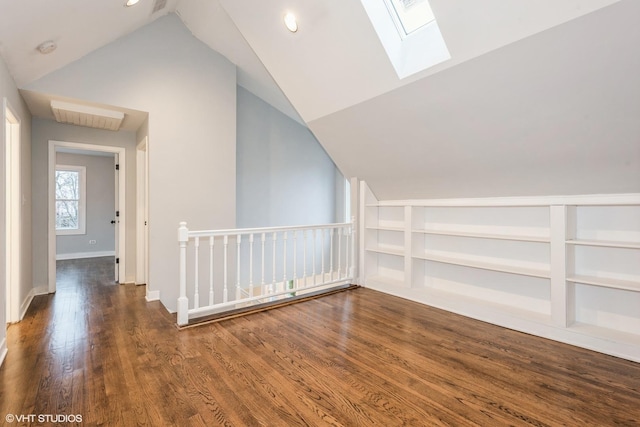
[284,12,298,33]
[125,0,140,7]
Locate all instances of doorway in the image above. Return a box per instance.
[4,98,21,323]
[48,141,126,293]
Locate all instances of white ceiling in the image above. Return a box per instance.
[0,0,178,87]
[0,0,301,124]
[217,0,622,122]
[1,0,637,199]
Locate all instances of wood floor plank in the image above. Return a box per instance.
[1,257,639,426]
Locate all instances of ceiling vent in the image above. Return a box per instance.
[51,101,125,131]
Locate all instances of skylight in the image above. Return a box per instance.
[361,0,450,79]
[384,0,435,38]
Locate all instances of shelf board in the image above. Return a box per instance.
[566,239,640,250]
[365,246,405,257]
[566,275,640,292]
[365,226,404,232]
[412,229,549,243]
[413,253,551,279]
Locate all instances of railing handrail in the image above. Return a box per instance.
[184,221,353,239]
[177,219,356,326]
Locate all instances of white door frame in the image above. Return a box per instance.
[135,137,148,286]
[4,98,21,323]
[48,140,126,292]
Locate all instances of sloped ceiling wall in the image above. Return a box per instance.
[309,0,640,199]
[219,0,639,200]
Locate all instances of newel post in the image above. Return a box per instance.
[177,221,189,326]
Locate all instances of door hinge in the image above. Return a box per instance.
[116,211,120,217]
[116,258,120,264]
[115,164,120,170]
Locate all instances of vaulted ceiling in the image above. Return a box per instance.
[1,0,638,199]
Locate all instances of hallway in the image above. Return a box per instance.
[1,257,639,425]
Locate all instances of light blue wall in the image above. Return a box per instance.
[26,15,237,310]
[237,86,340,228]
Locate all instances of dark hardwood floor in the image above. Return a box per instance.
[1,257,639,426]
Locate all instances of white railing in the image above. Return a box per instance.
[177,219,355,326]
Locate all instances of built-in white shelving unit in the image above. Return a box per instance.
[359,181,640,362]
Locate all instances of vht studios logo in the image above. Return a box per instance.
[6,413,83,423]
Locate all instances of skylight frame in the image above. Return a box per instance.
[360,0,450,79]
[383,0,436,39]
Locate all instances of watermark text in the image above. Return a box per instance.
[6,413,83,423]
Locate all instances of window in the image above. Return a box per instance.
[55,165,86,235]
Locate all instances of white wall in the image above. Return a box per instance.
[31,118,136,282]
[236,86,337,228]
[55,152,115,258]
[0,53,32,363]
[26,14,237,311]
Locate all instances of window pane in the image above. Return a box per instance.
[56,170,79,200]
[56,200,79,229]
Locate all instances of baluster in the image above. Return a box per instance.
[337,227,342,280]
[330,229,334,281]
[223,235,228,303]
[321,228,326,282]
[236,234,242,300]
[249,234,254,297]
[282,231,288,293]
[292,230,297,291]
[261,233,266,295]
[302,229,307,289]
[271,232,277,294]
[209,236,214,306]
[312,229,317,286]
[194,237,200,309]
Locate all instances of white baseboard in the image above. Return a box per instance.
[56,251,115,260]
[33,285,49,296]
[18,286,49,321]
[145,289,160,302]
[19,290,35,321]
[0,337,7,368]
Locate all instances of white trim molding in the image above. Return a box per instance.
[48,140,126,292]
[0,338,7,368]
[145,289,160,302]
